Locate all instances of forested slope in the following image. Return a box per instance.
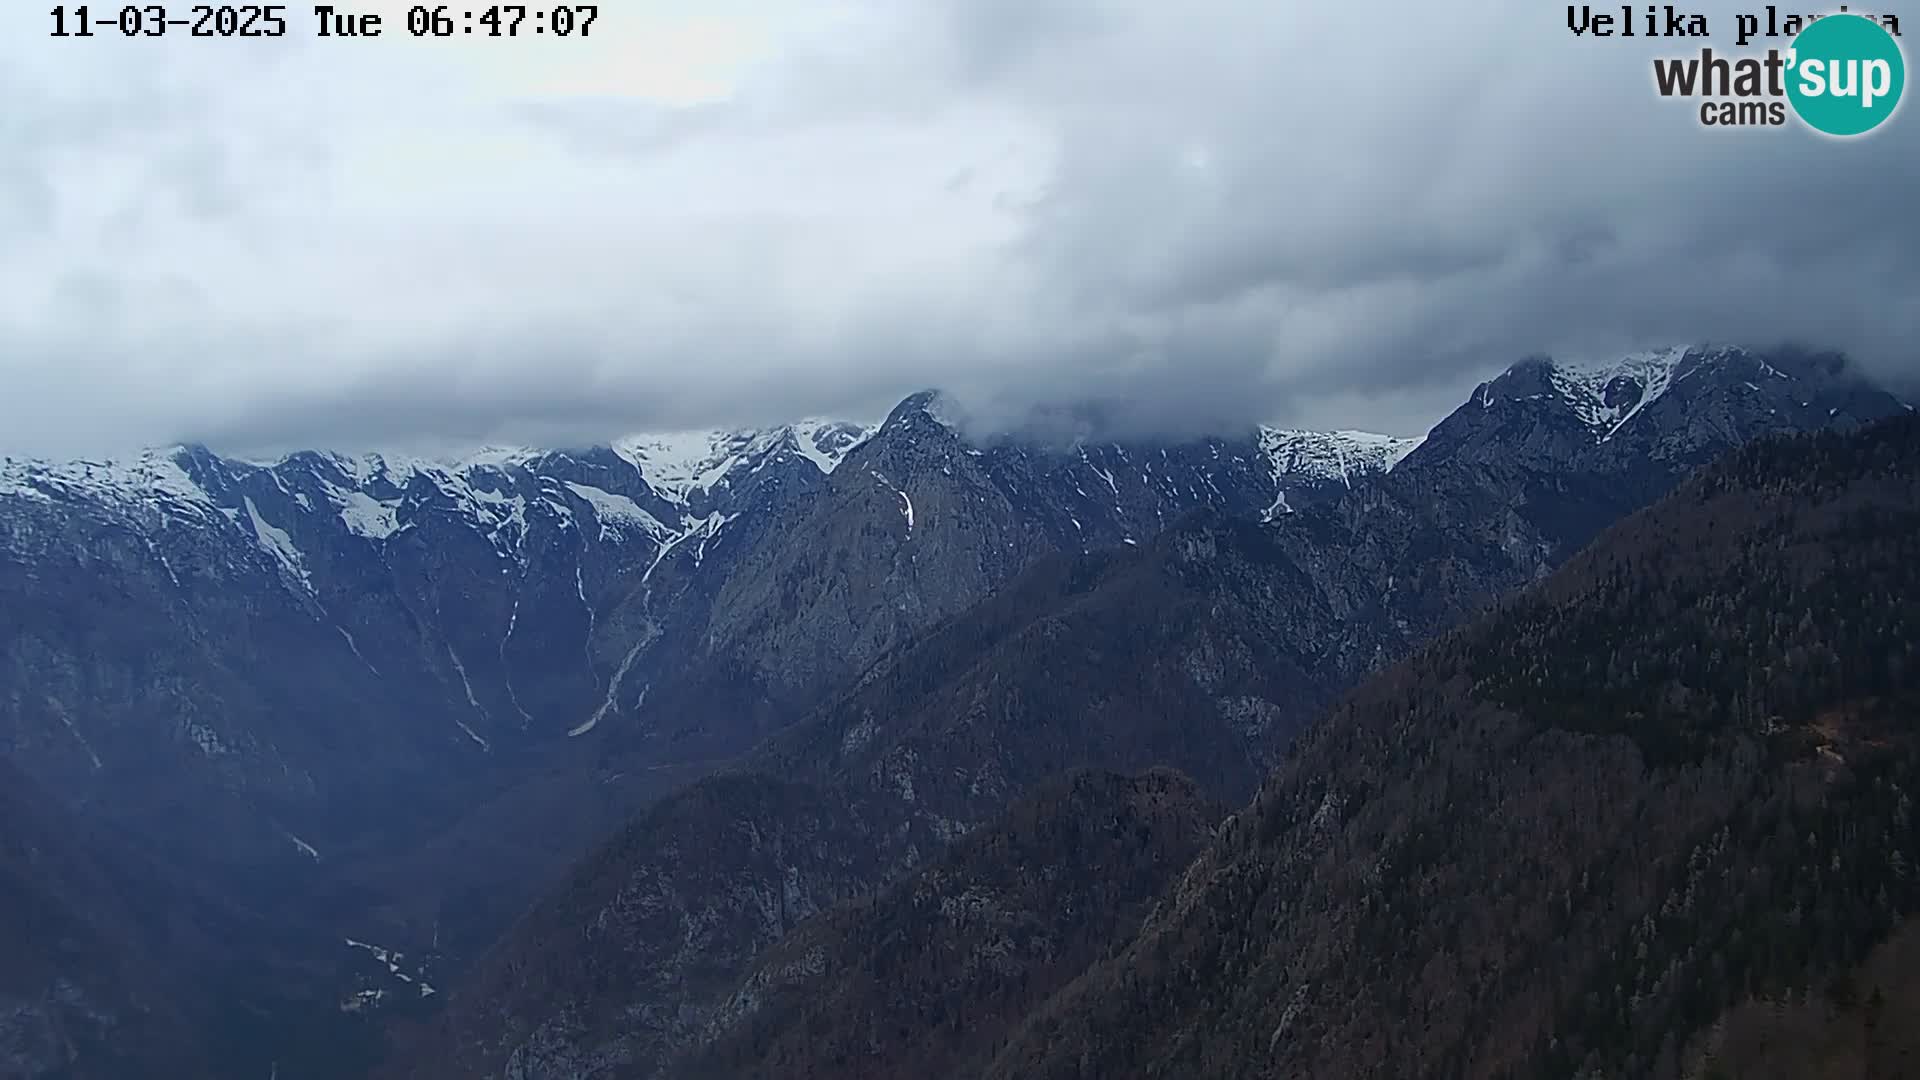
[988,416,1920,1080]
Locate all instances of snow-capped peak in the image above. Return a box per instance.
[4,414,878,542]
[1545,344,1705,440]
[610,420,877,507]
[1254,427,1425,520]
[882,390,965,433]
[789,419,878,475]
[610,429,778,506]
[1258,428,1426,487]
[455,445,541,471]
[0,446,219,522]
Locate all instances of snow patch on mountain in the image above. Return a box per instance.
[575,656,649,738]
[2,413,876,557]
[1546,344,1703,440]
[322,451,435,490]
[464,485,532,568]
[282,829,321,861]
[1253,428,1422,521]
[1259,429,1426,488]
[609,420,875,508]
[0,448,221,525]
[457,446,540,471]
[243,496,314,593]
[871,471,914,533]
[342,938,438,1003]
[337,627,381,676]
[565,482,671,543]
[791,419,878,474]
[1080,447,1121,497]
[443,645,494,751]
[611,430,775,506]
[332,488,404,540]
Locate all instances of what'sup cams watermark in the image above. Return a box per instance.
[1567,5,1906,135]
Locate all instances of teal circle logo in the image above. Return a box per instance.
[1786,13,1905,136]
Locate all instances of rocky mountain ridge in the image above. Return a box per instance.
[390,345,1909,1079]
[0,396,1424,840]
[0,388,1430,1076]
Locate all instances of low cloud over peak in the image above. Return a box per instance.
[1,0,1915,457]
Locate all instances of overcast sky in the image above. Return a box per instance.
[1,0,1916,456]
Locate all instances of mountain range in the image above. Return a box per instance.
[378,343,1905,1079]
[655,413,1920,1080]
[0,342,1909,1078]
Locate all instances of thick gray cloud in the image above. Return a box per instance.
[1,0,1916,456]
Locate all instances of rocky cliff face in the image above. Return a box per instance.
[388,515,1329,1079]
